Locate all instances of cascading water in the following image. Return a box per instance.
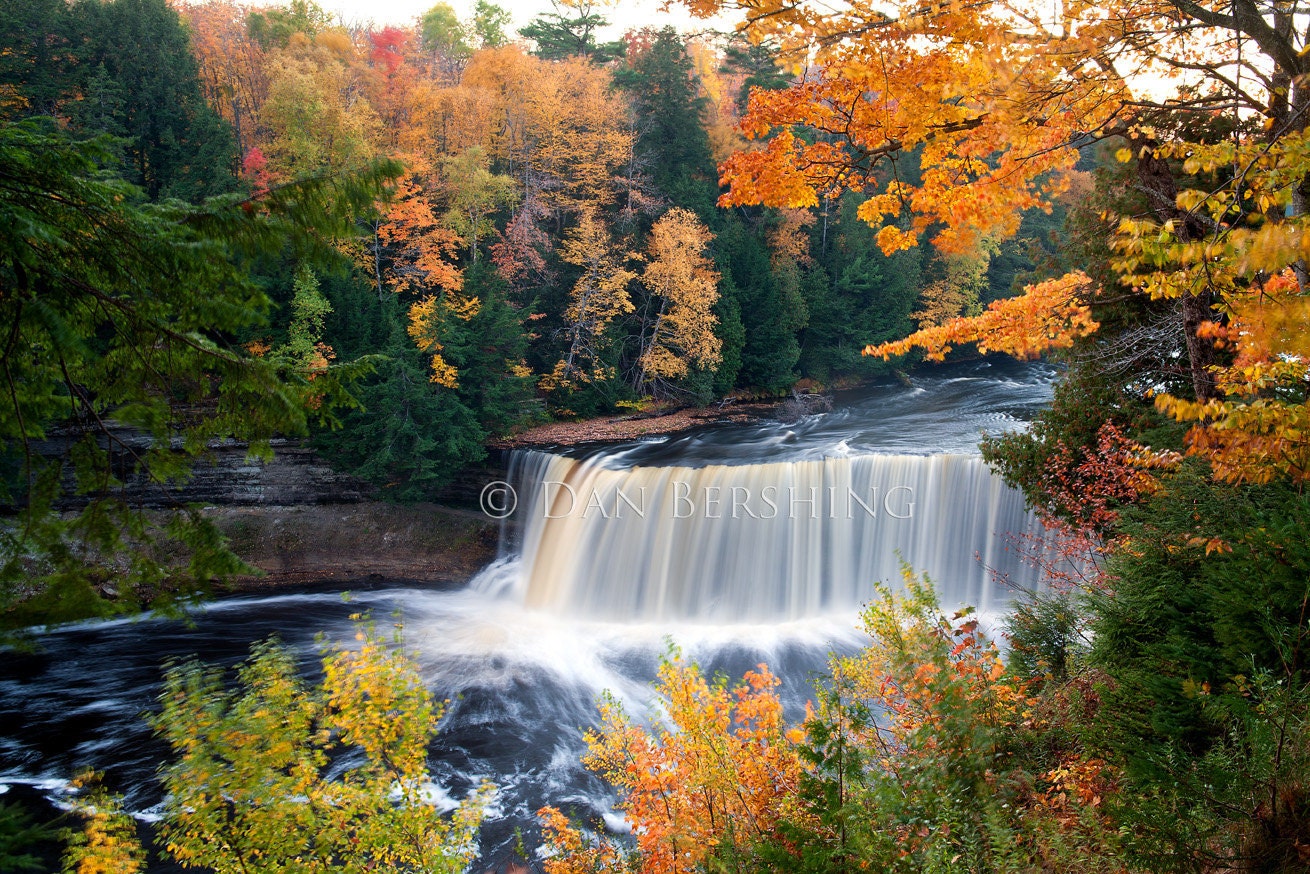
[484,450,1046,622]
[0,358,1059,867]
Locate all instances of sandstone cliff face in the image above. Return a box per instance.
[212,502,498,587]
[29,429,504,585]
[184,443,503,584]
[38,428,510,510]
[165,439,374,507]
[32,433,371,509]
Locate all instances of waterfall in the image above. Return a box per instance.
[488,449,1046,623]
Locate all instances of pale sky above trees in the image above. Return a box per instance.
[313,0,735,37]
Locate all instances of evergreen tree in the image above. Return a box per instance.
[69,0,237,200]
[617,28,717,215]
[276,265,334,376]
[0,118,399,625]
[320,299,486,502]
[0,0,82,118]
[719,32,790,108]
[471,0,511,48]
[715,214,804,392]
[801,193,922,380]
[710,276,746,395]
[446,263,538,434]
[1088,465,1310,869]
[519,0,624,62]
[312,261,532,501]
[2,0,236,200]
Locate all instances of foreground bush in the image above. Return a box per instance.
[541,575,1125,873]
[150,617,490,873]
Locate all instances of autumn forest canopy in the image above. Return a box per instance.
[1,0,1310,869]
[0,0,1078,621]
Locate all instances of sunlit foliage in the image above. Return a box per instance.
[152,616,491,872]
[865,272,1099,362]
[636,208,722,392]
[540,651,804,874]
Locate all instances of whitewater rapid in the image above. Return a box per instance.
[0,357,1058,865]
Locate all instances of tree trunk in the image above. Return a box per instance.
[372,221,386,302]
[1131,133,1220,401]
[1179,292,1218,401]
[637,299,668,395]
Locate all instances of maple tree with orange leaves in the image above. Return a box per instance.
[677,0,1310,485]
[865,272,1099,362]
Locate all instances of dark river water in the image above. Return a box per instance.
[0,357,1057,867]
[573,356,1058,467]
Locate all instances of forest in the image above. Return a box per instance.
[0,0,1072,622]
[1,0,1308,870]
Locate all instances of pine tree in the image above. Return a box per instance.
[519,0,624,62]
[716,215,804,393]
[618,27,717,215]
[70,0,237,200]
[322,299,486,502]
[0,118,399,625]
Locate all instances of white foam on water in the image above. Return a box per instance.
[493,450,1049,625]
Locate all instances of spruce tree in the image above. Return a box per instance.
[617,28,717,215]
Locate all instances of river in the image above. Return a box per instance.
[0,357,1058,867]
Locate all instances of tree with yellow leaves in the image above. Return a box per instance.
[60,773,145,874]
[439,146,518,264]
[546,209,637,391]
[259,30,381,177]
[407,285,481,388]
[152,616,491,873]
[635,208,722,394]
[530,55,636,217]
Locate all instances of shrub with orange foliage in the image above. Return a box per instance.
[539,652,804,874]
[544,576,1128,872]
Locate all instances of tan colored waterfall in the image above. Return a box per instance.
[498,450,1046,622]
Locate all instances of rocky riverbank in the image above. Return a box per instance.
[492,393,832,448]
